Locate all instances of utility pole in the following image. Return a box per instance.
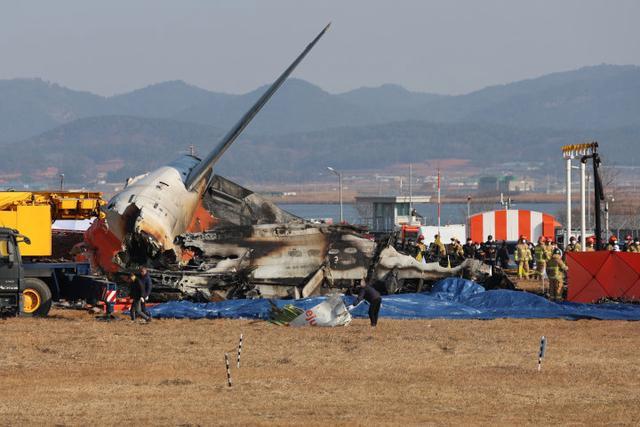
[59,173,65,191]
[327,166,343,223]
[437,168,441,231]
[409,163,413,213]
[565,155,573,245]
[466,195,471,238]
[580,160,586,250]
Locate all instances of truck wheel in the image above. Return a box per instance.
[21,278,52,317]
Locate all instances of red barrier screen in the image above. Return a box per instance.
[567,252,640,302]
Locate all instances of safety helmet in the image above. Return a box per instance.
[626,235,633,240]
[569,236,576,242]
[587,237,595,244]
[417,235,424,242]
[553,248,561,255]
[610,235,618,242]
[519,234,526,240]
[487,235,493,240]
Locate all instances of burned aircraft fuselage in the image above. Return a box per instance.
[84,24,330,273]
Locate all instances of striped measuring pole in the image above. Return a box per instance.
[224,353,232,387]
[237,333,243,369]
[538,336,547,371]
[102,283,118,318]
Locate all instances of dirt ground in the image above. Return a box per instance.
[1,310,639,426]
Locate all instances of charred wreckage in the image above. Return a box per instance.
[81,24,508,302]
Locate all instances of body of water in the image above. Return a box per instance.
[277,202,564,225]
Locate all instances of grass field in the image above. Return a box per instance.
[1,309,639,426]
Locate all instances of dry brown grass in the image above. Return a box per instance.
[1,309,639,426]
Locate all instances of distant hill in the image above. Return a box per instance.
[2,64,640,146]
[108,80,226,118]
[337,83,446,121]
[417,64,640,129]
[0,79,107,144]
[172,78,382,134]
[3,115,639,184]
[2,64,640,184]
[0,116,223,182]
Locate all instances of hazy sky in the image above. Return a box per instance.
[1,0,639,96]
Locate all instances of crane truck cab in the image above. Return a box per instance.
[0,228,51,316]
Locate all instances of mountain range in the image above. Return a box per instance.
[1,64,640,183]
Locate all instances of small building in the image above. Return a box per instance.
[354,195,431,232]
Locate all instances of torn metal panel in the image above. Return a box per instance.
[373,246,492,282]
[203,175,299,226]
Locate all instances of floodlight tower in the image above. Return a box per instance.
[561,149,573,247]
[562,142,602,250]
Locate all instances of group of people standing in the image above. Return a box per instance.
[514,236,569,301]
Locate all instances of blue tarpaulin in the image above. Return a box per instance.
[149,278,640,321]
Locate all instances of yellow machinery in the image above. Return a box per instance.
[0,191,105,316]
[0,191,105,256]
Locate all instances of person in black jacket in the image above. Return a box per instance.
[138,266,153,317]
[129,273,151,322]
[347,280,382,327]
[463,238,476,259]
[496,240,510,269]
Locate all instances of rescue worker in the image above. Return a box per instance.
[547,248,569,301]
[527,241,535,271]
[544,237,554,260]
[585,237,596,252]
[474,241,483,260]
[429,234,446,262]
[534,236,550,280]
[129,273,151,322]
[481,235,497,267]
[606,235,618,251]
[450,238,464,261]
[630,237,640,253]
[415,235,427,262]
[138,266,153,318]
[565,236,581,253]
[514,236,531,278]
[347,279,382,327]
[463,238,476,259]
[624,235,634,252]
[496,240,510,269]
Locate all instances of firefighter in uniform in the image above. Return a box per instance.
[450,238,464,261]
[534,236,550,280]
[544,237,554,260]
[514,235,531,279]
[429,234,446,262]
[463,238,476,259]
[547,248,569,301]
[565,236,581,253]
[481,235,497,267]
[585,237,596,252]
[630,238,640,253]
[624,235,634,252]
[606,235,618,251]
[415,235,427,262]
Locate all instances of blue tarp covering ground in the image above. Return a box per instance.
[149,278,640,321]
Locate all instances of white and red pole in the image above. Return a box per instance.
[437,168,441,231]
